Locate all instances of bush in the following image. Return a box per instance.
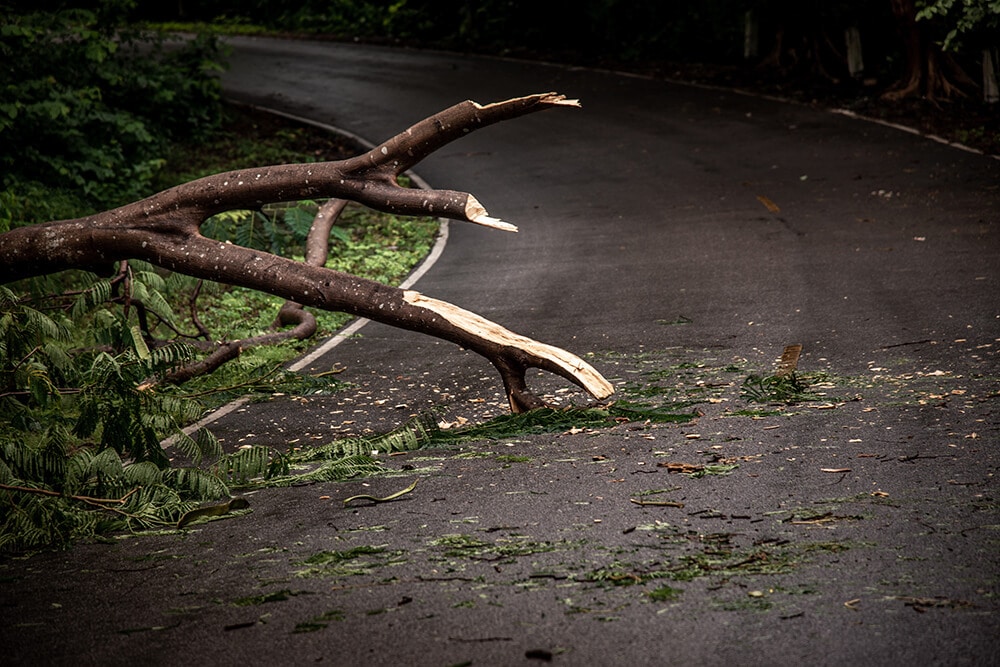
[0,5,226,227]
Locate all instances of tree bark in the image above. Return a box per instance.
[0,93,613,412]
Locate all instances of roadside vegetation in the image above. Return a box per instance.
[0,6,440,551]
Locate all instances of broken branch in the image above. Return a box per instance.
[0,93,610,411]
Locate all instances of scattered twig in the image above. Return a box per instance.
[897,454,940,463]
[629,498,685,508]
[0,483,156,522]
[0,482,136,506]
[881,339,934,349]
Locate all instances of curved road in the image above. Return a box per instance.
[220,37,998,376]
[4,37,998,667]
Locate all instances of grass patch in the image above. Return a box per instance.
[496,454,532,464]
[150,103,440,407]
[232,589,312,606]
[294,545,408,579]
[428,533,565,561]
[648,585,684,602]
[741,373,817,404]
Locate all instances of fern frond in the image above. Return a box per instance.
[281,205,316,241]
[132,267,166,292]
[118,484,193,531]
[215,445,276,485]
[148,341,196,368]
[298,415,439,462]
[122,461,164,488]
[265,454,384,488]
[167,467,229,500]
[129,324,151,360]
[194,427,223,461]
[71,278,113,320]
[23,306,69,342]
[0,456,16,485]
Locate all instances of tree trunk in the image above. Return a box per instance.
[984,48,999,104]
[845,26,864,78]
[884,0,974,101]
[0,93,613,412]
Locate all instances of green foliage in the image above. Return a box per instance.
[0,6,225,223]
[0,277,283,552]
[0,7,441,551]
[267,405,694,490]
[917,0,1000,50]
[200,201,350,258]
[740,373,816,404]
[0,121,442,552]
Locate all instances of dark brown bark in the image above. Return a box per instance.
[0,93,612,411]
[163,199,347,381]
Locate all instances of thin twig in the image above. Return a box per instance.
[0,482,137,505]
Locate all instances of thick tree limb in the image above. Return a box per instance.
[163,200,347,382]
[0,92,612,411]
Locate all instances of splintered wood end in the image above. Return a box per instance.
[465,195,518,232]
[472,92,582,111]
[402,290,615,401]
[544,94,581,108]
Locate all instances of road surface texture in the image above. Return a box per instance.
[3,37,998,666]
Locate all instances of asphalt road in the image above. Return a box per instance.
[3,37,998,666]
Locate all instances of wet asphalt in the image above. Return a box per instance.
[2,37,998,666]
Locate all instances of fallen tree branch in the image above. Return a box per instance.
[0,93,612,411]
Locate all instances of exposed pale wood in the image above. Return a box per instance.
[776,344,803,378]
[403,290,614,410]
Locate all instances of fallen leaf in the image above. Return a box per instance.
[177,497,250,529]
[756,194,781,213]
[343,479,419,506]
